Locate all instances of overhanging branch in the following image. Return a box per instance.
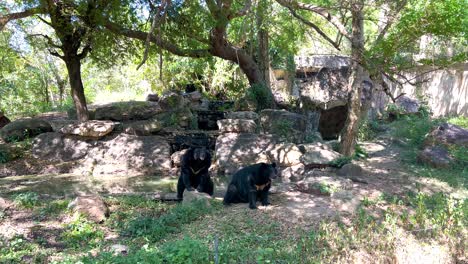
[0,7,46,31]
[287,7,341,51]
[104,20,211,58]
[276,0,352,40]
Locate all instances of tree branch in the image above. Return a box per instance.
[104,20,211,58]
[275,0,352,40]
[49,49,65,60]
[374,0,408,45]
[77,44,92,59]
[287,6,341,51]
[29,34,62,49]
[0,7,46,31]
[228,0,252,20]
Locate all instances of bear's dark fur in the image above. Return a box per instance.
[177,147,214,200]
[223,162,278,209]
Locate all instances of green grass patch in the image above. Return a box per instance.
[447,116,468,128]
[389,115,467,188]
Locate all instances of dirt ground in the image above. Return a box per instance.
[0,139,466,263]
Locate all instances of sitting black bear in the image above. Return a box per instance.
[223,162,278,209]
[177,147,214,200]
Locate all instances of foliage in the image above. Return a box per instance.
[13,192,40,208]
[389,114,467,188]
[329,156,352,168]
[118,199,216,243]
[447,116,468,129]
[246,83,275,111]
[61,215,104,248]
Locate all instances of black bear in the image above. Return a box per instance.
[177,147,214,200]
[223,162,278,209]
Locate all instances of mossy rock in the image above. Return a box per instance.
[0,118,53,142]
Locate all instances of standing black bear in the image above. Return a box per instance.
[223,162,278,209]
[177,147,214,200]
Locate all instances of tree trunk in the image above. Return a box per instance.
[340,2,364,156]
[257,0,270,88]
[65,56,89,122]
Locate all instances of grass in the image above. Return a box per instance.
[447,116,468,128]
[389,114,467,188]
[0,191,466,263]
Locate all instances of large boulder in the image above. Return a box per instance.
[83,134,171,176]
[146,93,159,102]
[123,118,165,135]
[260,109,307,142]
[68,195,109,223]
[298,67,349,110]
[171,149,189,167]
[0,118,53,142]
[337,163,364,177]
[217,119,257,133]
[225,111,259,121]
[159,91,186,110]
[60,120,115,138]
[182,191,212,207]
[266,143,303,166]
[123,107,194,135]
[417,146,453,168]
[424,123,468,148]
[0,112,10,129]
[32,132,90,162]
[395,95,420,114]
[280,163,305,183]
[94,101,163,121]
[215,133,276,174]
[184,91,202,102]
[299,142,342,165]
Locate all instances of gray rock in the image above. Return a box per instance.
[424,122,468,148]
[159,91,186,110]
[94,101,163,121]
[182,191,211,207]
[267,143,303,166]
[0,118,53,142]
[68,195,109,223]
[225,111,259,121]
[83,134,171,176]
[146,93,159,102]
[260,109,307,142]
[171,149,189,167]
[280,163,305,182]
[32,132,90,162]
[110,244,129,256]
[184,91,202,102]
[217,119,257,133]
[417,146,453,168]
[337,163,363,177]
[395,96,420,114]
[123,118,165,135]
[299,142,342,165]
[60,120,115,138]
[215,133,276,174]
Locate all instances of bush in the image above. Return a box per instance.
[247,83,274,111]
[13,192,40,208]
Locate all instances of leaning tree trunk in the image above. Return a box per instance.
[65,56,89,122]
[340,2,364,156]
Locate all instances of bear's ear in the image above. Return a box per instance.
[271,162,277,168]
